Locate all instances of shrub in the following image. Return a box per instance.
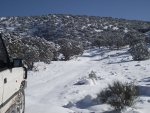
[57,38,83,60]
[98,31,126,50]
[92,37,106,48]
[124,31,145,47]
[130,42,150,61]
[89,71,97,80]
[96,81,138,111]
[88,71,97,85]
[3,33,55,70]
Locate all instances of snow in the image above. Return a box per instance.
[145,31,150,36]
[0,28,4,32]
[112,26,119,30]
[6,27,15,31]
[81,26,87,29]
[94,29,103,32]
[53,15,56,18]
[0,17,6,21]
[19,32,27,36]
[26,47,150,113]
[103,26,108,29]
[109,25,113,28]
[66,16,70,18]
[87,24,91,26]
[124,28,129,33]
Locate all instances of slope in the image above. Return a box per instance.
[25,47,150,113]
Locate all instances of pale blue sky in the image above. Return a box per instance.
[0,0,150,21]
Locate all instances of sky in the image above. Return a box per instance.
[0,0,150,21]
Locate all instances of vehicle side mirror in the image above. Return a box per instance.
[13,59,23,67]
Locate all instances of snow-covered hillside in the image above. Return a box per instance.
[0,14,150,42]
[25,47,150,113]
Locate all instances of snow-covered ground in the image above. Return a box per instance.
[25,47,150,113]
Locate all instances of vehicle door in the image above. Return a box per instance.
[0,34,24,109]
[2,67,24,105]
[0,69,4,112]
[0,34,10,112]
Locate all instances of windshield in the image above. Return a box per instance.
[0,34,9,68]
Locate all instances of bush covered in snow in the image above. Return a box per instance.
[130,42,150,61]
[89,71,97,80]
[3,33,55,69]
[92,31,127,50]
[124,31,145,47]
[96,81,138,111]
[57,38,83,60]
[92,37,105,48]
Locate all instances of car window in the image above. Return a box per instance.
[0,37,8,68]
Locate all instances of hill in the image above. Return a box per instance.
[0,14,150,42]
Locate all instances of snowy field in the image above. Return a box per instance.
[25,47,150,113]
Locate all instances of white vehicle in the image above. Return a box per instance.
[0,34,27,113]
